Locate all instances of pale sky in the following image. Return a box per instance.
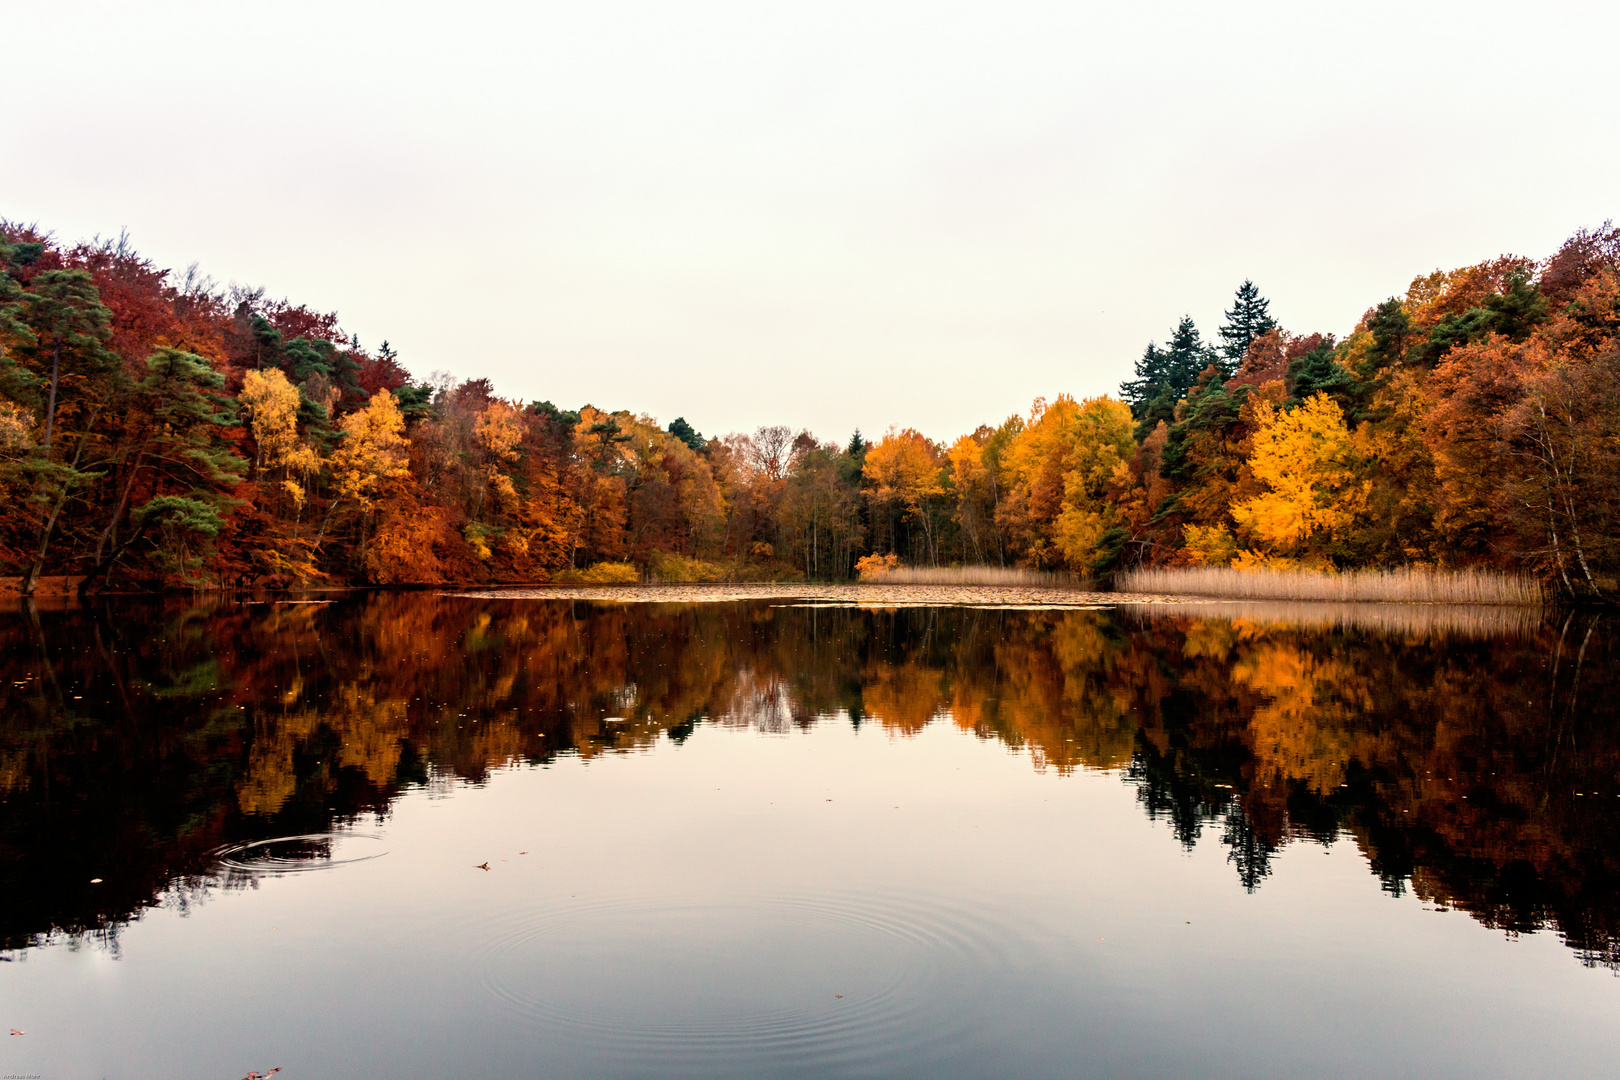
[6,0,1617,444]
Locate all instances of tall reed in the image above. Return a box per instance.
[1118,565,1543,605]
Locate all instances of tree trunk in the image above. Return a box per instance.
[1545,491,1573,595]
[93,447,147,566]
[42,332,62,451]
[1536,398,1596,591]
[21,488,71,596]
[77,518,156,597]
[21,411,98,597]
[314,495,341,550]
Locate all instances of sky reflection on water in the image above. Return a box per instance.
[1,594,1617,1078]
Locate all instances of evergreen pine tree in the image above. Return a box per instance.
[1122,317,1217,440]
[392,383,435,421]
[1287,339,1362,419]
[1164,315,1215,390]
[1160,371,1242,482]
[1482,270,1549,340]
[7,268,124,594]
[1366,299,1415,368]
[666,416,705,452]
[1121,342,1169,421]
[1217,280,1277,371]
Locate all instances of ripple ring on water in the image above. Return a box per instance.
[473,889,1028,1067]
[212,833,387,876]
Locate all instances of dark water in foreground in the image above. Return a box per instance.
[1,594,1617,1079]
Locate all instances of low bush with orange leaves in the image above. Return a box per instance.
[854,553,900,581]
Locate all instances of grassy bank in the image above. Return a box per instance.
[1118,566,1544,605]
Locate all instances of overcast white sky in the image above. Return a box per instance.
[5,0,1617,443]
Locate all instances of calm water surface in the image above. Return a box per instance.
[1,594,1617,1078]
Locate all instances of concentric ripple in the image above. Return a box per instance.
[213,832,387,876]
[475,889,1029,1072]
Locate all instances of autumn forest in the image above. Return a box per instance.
[2,220,1617,596]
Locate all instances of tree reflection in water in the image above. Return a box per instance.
[0,594,1614,971]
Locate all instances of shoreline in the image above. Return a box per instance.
[448,581,1548,609]
[0,577,1557,612]
[1,580,1555,635]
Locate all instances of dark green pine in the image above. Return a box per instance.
[1216,280,1278,371]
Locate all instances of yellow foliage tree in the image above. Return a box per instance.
[1231,393,1363,563]
[864,427,945,560]
[997,395,1133,570]
[326,389,412,533]
[947,429,1000,563]
[996,396,1077,567]
[239,368,319,506]
[1053,397,1135,571]
[473,400,526,516]
[475,401,524,462]
[1182,522,1239,566]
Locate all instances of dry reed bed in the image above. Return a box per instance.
[1119,566,1544,606]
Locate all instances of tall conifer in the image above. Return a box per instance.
[1123,316,1217,439]
[1217,280,1277,371]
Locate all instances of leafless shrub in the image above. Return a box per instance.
[751,425,793,480]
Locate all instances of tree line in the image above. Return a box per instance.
[1,220,1616,594]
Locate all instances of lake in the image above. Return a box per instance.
[1,590,1616,1078]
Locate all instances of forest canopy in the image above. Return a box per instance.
[1,220,1617,595]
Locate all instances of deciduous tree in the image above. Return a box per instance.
[1231,394,1363,564]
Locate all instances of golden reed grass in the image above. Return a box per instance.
[1118,565,1544,605]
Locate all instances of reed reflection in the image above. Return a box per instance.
[0,594,1614,971]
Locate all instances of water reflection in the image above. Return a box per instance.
[0,594,1614,971]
